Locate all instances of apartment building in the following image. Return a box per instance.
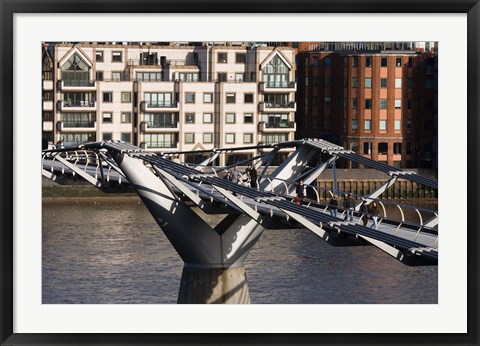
[296,43,437,169]
[41,42,297,166]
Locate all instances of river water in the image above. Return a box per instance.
[42,202,438,304]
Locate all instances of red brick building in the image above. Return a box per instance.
[296,43,437,169]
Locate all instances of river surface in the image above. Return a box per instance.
[42,202,438,304]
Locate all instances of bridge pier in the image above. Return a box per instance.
[113,153,263,304]
[178,266,250,304]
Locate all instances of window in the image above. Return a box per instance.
[244,113,253,123]
[365,56,372,67]
[218,52,227,63]
[121,92,131,103]
[235,73,244,82]
[352,98,358,109]
[324,96,331,107]
[365,99,372,109]
[395,99,402,109]
[236,53,246,64]
[395,78,402,88]
[262,55,290,87]
[61,112,95,127]
[178,73,199,82]
[43,91,53,101]
[203,133,213,144]
[103,133,112,141]
[145,113,178,128]
[407,142,414,155]
[121,112,131,123]
[244,133,253,144]
[121,133,131,143]
[203,113,212,123]
[185,133,195,144]
[407,119,413,129]
[407,78,413,88]
[364,119,372,130]
[103,92,112,103]
[305,77,309,87]
[144,92,173,107]
[350,142,359,153]
[351,119,358,130]
[381,57,388,67]
[352,56,358,67]
[244,93,254,103]
[324,56,332,67]
[408,57,414,67]
[396,57,402,67]
[136,72,162,81]
[112,72,122,81]
[102,112,112,123]
[185,92,195,103]
[352,77,358,88]
[226,113,235,123]
[203,93,213,103]
[217,73,227,82]
[96,71,104,81]
[394,120,401,131]
[394,142,402,154]
[185,113,195,123]
[365,77,372,88]
[312,56,319,66]
[144,133,177,148]
[363,142,372,155]
[324,76,331,87]
[407,100,412,109]
[112,51,122,63]
[380,99,387,109]
[226,93,236,103]
[378,142,388,155]
[61,53,89,86]
[96,51,104,62]
[380,78,388,88]
[379,120,387,130]
[225,133,235,144]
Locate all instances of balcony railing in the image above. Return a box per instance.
[141,121,179,131]
[63,121,96,128]
[62,100,96,107]
[265,102,295,109]
[63,80,96,87]
[258,121,296,132]
[141,101,179,112]
[265,81,295,88]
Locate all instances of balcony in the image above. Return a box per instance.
[57,100,96,112]
[259,102,296,113]
[140,121,179,132]
[57,80,96,90]
[140,101,179,112]
[259,81,296,92]
[56,120,96,131]
[258,121,296,132]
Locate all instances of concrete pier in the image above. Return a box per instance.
[178,266,250,304]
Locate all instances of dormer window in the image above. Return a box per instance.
[61,53,90,86]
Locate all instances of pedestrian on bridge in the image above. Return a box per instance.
[328,195,339,217]
[296,179,305,201]
[344,193,355,222]
[231,166,241,184]
[359,200,369,226]
[369,202,380,229]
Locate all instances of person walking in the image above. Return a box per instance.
[344,193,355,222]
[295,179,305,200]
[223,171,232,181]
[328,195,339,217]
[248,165,258,188]
[231,166,241,185]
[369,202,380,229]
[359,200,369,226]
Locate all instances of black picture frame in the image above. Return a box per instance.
[1,1,478,345]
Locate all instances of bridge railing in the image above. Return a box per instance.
[255,174,438,230]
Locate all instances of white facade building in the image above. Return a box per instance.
[42,42,297,165]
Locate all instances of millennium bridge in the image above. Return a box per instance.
[42,138,438,304]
